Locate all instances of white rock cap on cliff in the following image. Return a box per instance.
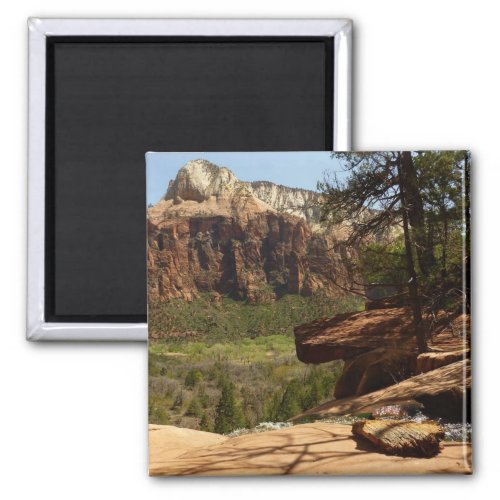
[162,159,322,225]
[164,159,239,202]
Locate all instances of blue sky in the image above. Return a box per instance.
[146,151,346,205]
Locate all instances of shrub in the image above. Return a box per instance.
[185,369,204,387]
[185,397,204,418]
[149,403,170,425]
[200,411,213,432]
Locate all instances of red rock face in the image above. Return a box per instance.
[294,307,416,364]
[293,305,470,399]
[147,211,348,303]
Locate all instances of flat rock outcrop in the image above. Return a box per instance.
[294,307,415,363]
[352,420,445,458]
[294,306,469,399]
[149,424,227,468]
[149,422,471,476]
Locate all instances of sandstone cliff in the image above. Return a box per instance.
[148,159,354,302]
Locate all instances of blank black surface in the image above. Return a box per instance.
[46,37,333,322]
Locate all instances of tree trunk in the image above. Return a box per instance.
[400,151,435,276]
[398,154,427,353]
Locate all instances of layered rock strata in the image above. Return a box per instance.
[148,159,354,302]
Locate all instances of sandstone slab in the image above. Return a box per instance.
[294,307,415,363]
[149,422,471,476]
[149,424,228,468]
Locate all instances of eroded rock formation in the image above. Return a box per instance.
[148,159,354,302]
[294,305,469,401]
[162,159,323,224]
[148,211,349,303]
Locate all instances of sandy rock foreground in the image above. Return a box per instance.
[149,422,471,476]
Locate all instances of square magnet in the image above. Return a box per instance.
[27,18,352,340]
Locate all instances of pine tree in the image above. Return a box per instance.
[185,397,203,418]
[199,411,212,432]
[276,380,303,421]
[319,151,469,353]
[214,381,245,434]
[304,376,322,409]
[319,152,427,352]
[185,369,203,388]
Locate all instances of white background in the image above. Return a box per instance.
[0,0,497,498]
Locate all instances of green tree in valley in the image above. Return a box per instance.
[184,369,203,388]
[185,397,203,418]
[199,411,213,432]
[214,380,245,434]
[275,379,303,421]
